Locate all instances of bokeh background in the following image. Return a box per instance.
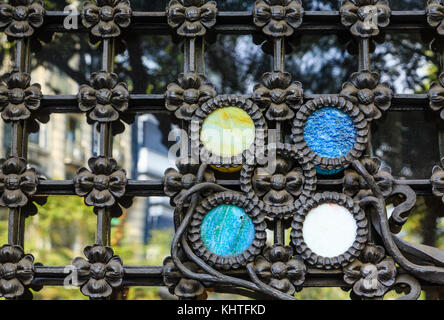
[0,0,442,299]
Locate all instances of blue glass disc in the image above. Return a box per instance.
[200,204,255,257]
[315,166,344,175]
[303,107,357,159]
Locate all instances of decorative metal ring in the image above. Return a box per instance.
[291,95,369,172]
[290,191,368,269]
[190,94,267,170]
[240,142,317,218]
[188,191,267,270]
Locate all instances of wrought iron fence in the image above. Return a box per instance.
[0,0,443,300]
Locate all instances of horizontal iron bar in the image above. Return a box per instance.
[32,265,347,287]
[36,178,432,197]
[40,94,431,114]
[41,11,429,34]
[31,265,436,288]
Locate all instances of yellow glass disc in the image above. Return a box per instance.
[210,165,242,173]
[200,107,255,158]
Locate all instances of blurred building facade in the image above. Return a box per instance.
[0,44,174,249]
[126,114,175,245]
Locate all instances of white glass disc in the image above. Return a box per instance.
[302,203,357,258]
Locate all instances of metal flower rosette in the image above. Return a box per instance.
[0,0,443,301]
[160,0,444,301]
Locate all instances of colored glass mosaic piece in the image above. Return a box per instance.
[200,204,255,257]
[303,107,357,159]
[302,203,357,258]
[200,107,255,157]
[315,166,344,175]
[210,164,242,173]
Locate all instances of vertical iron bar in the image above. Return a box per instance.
[273,219,285,245]
[273,37,286,244]
[359,38,375,243]
[359,38,373,158]
[96,38,115,246]
[195,37,205,75]
[8,39,30,247]
[273,38,285,72]
[359,38,370,72]
[184,37,196,73]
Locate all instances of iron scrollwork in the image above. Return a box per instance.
[0,0,442,301]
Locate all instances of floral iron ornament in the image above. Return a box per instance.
[343,244,397,299]
[340,70,392,121]
[343,157,393,200]
[167,0,217,37]
[0,0,45,40]
[78,71,133,135]
[0,245,34,299]
[72,244,123,299]
[240,143,316,218]
[165,73,216,121]
[428,72,444,119]
[427,0,444,36]
[252,71,303,121]
[340,0,391,38]
[253,0,304,38]
[74,156,131,217]
[164,158,215,207]
[0,71,48,133]
[0,157,38,209]
[81,0,132,38]
[431,157,444,201]
[254,245,306,295]
[163,256,207,300]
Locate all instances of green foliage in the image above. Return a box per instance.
[24,196,96,266]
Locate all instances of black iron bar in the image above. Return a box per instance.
[273,37,285,72]
[95,38,115,246]
[41,11,430,34]
[30,265,437,288]
[39,94,433,113]
[35,178,434,196]
[8,38,30,247]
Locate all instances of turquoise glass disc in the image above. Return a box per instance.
[200,204,255,257]
[315,166,344,176]
[303,107,357,159]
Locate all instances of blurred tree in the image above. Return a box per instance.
[0,0,441,300]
